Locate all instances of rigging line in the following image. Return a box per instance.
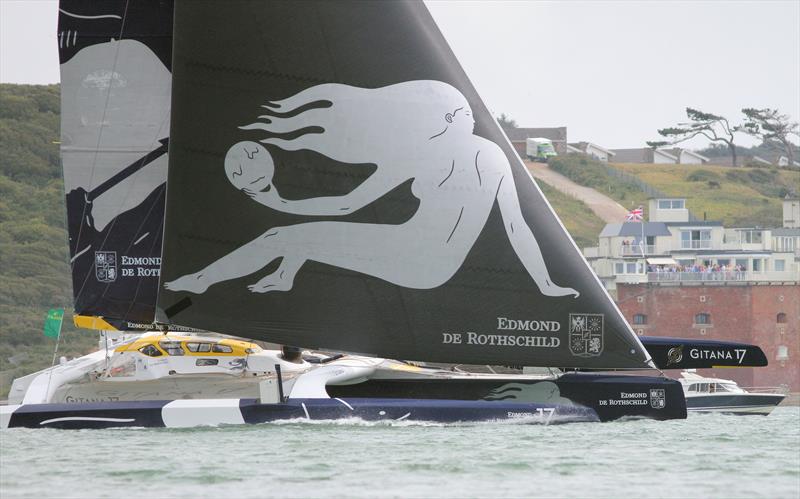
[86,122,169,299]
[72,0,131,303]
[44,314,66,404]
[117,186,166,323]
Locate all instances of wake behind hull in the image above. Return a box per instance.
[1,398,598,430]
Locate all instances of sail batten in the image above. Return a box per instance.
[159,0,650,369]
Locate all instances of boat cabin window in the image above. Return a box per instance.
[687,384,698,392]
[159,341,185,356]
[212,344,233,353]
[186,342,212,353]
[196,359,219,366]
[139,344,163,357]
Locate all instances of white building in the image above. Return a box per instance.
[783,194,799,229]
[567,142,616,162]
[668,148,709,165]
[610,148,678,164]
[583,197,800,293]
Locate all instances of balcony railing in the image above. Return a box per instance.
[645,271,799,284]
[621,244,656,256]
[679,240,712,250]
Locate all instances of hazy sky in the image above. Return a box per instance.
[2,0,798,149]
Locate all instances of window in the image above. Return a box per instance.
[775,237,796,252]
[777,345,789,361]
[139,344,163,357]
[615,263,624,274]
[186,342,212,353]
[775,260,785,272]
[196,359,219,366]
[159,341,185,356]
[735,258,748,271]
[740,230,763,244]
[626,262,637,274]
[681,230,711,249]
[212,344,233,353]
[752,259,762,272]
[633,314,647,325]
[658,199,684,209]
[695,313,711,325]
[777,313,787,324]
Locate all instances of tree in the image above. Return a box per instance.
[655,108,740,166]
[739,108,799,166]
[496,113,518,129]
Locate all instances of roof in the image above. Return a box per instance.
[610,148,650,163]
[669,148,709,162]
[664,221,723,227]
[599,222,672,237]
[772,228,800,236]
[577,142,616,156]
[647,257,678,265]
[654,149,678,162]
[669,250,773,257]
[503,127,567,143]
[706,155,774,167]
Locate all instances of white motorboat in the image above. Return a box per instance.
[679,371,786,415]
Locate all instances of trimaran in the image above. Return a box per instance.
[1,0,768,429]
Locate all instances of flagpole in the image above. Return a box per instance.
[44,309,65,404]
[50,310,65,367]
[641,205,645,258]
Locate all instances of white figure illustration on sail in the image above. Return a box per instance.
[165,81,578,298]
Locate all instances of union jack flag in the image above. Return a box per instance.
[626,206,643,222]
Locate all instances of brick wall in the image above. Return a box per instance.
[617,283,799,391]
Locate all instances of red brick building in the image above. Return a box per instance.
[617,283,799,391]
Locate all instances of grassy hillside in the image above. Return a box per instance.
[0,84,96,397]
[538,182,606,249]
[612,163,798,227]
[550,153,797,228]
[549,155,650,212]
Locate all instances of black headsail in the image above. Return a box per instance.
[59,0,173,327]
[159,0,651,369]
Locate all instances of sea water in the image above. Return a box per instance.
[1,407,798,499]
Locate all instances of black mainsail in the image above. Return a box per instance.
[59,0,173,326]
[158,0,651,369]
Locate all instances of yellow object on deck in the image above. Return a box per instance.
[73,315,119,331]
